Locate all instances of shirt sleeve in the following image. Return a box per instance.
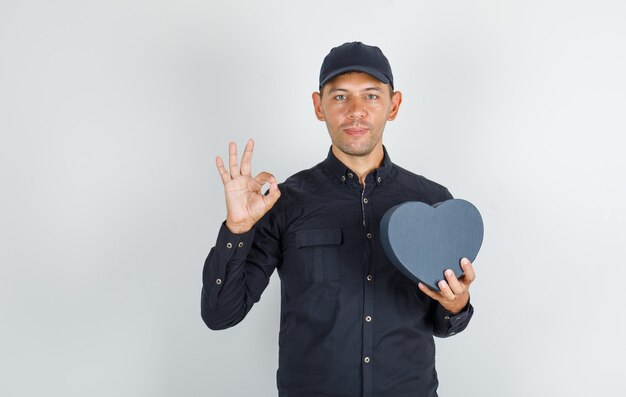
[432,300,474,338]
[200,206,282,330]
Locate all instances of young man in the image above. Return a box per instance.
[202,41,475,397]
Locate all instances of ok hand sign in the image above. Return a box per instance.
[216,139,281,234]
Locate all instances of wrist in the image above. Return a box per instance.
[225,220,253,235]
[448,294,470,315]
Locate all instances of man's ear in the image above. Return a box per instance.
[312,92,325,121]
[387,91,403,121]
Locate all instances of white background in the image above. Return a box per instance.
[1,1,625,396]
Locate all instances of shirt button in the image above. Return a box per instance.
[365,315,372,322]
[348,173,354,178]
[363,197,369,204]
[215,278,222,285]
[341,175,346,182]
[377,176,382,183]
[364,356,371,364]
[226,242,233,249]
[366,233,372,239]
[444,316,450,320]
[238,242,244,248]
[366,275,373,282]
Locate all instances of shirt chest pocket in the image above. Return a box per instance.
[296,228,342,282]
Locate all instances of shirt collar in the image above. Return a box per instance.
[321,146,393,185]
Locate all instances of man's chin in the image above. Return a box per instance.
[334,143,375,157]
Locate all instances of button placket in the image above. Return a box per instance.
[360,175,376,395]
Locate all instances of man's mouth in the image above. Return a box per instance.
[343,127,369,136]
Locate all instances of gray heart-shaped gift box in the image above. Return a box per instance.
[380,199,484,291]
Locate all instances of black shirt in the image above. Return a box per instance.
[201,147,473,397]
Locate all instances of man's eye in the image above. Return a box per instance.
[335,95,347,101]
[366,94,378,100]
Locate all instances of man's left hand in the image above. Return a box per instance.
[418,258,476,314]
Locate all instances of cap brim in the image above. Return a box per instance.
[320,66,392,88]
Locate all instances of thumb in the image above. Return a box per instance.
[264,180,281,207]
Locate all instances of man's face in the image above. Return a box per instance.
[312,72,402,158]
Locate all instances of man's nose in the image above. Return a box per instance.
[348,99,367,119]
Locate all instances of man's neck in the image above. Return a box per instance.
[332,144,384,186]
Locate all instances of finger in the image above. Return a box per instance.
[228,142,240,176]
[215,156,231,184]
[444,269,465,295]
[240,139,254,176]
[253,171,276,190]
[418,282,440,301]
[460,258,476,286]
[437,279,456,301]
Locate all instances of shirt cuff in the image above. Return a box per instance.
[204,222,256,289]
[214,221,255,262]
[436,299,473,336]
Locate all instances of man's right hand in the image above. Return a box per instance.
[215,139,281,234]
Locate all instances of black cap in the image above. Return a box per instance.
[319,42,394,89]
